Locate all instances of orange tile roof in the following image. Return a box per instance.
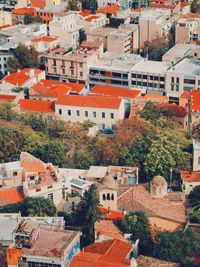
[13,7,35,15]
[31,36,58,43]
[21,68,43,75]
[69,252,130,267]
[149,217,181,232]
[150,3,176,8]
[95,219,124,240]
[143,93,168,100]
[6,248,22,266]
[91,85,141,99]
[3,72,30,86]
[100,207,124,220]
[0,94,16,100]
[181,171,200,183]
[0,24,11,30]
[21,160,46,173]
[180,91,190,99]
[97,4,120,14]
[190,90,200,113]
[0,187,24,207]
[85,239,132,259]
[18,99,55,113]
[79,10,91,17]
[85,15,100,22]
[181,2,189,7]
[34,79,85,94]
[56,95,122,109]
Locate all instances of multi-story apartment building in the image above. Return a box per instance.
[44,47,98,83]
[88,52,143,88]
[165,57,200,99]
[176,13,200,43]
[55,95,125,129]
[138,9,174,47]
[131,60,170,92]
[86,24,139,52]
[49,12,82,48]
[0,10,12,26]
[97,0,132,10]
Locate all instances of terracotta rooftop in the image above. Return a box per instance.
[97,4,120,14]
[149,216,181,232]
[100,207,124,220]
[18,99,55,113]
[117,185,186,223]
[13,7,35,15]
[31,80,72,98]
[0,187,24,207]
[6,248,22,266]
[85,15,100,22]
[91,85,141,99]
[79,10,91,17]
[0,94,16,100]
[22,229,79,258]
[95,219,124,240]
[190,90,200,113]
[181,2,189,8]
[137,255,179,267]
[56,95,122,109]
[21,160,46,173]
[180,91,190,99]
[69,252,130,267]
[149,3,176,8]
[85,238,132,259]
[31,36,58,43]
[0,24,11,31]
[181,171,200,183]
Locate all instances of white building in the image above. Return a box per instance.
[55,94,125,129]
[97,0,132,10]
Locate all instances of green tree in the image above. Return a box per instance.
[77,184,100,247]
[79,29,86,43]
[24,14,43,25]
[189,207,200,224]
[191,0,200,13]
[68,0,79,10]
[22,197,56,217]
[153,230,200,267]
[188,186,200,208]
[74,149,95,169]
[8,44,39,72]
[120,211,153,255]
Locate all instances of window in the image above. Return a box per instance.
[111,194,114,200]
[80,72,83,77]
[102,112,105,118]
[58,109,62,115]
[85,111,88,117]
[76,110,80,116]
[198,157,200,164]
[13,171,17,176]
[110,113,114,119]
[184,79,195,85]
[48,193,53,201]
[80,63,83,67]
[107,193,110,200]
[71,70,74,76]
[93,111,96,118]
[103,194,106,200]
[68,110,71,116]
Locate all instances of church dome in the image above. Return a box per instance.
[151,175,167,187]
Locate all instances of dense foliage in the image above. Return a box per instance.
[119,211,153,255]
[7,44,39,73]
[0,102,192,182]
[153,230,200,267]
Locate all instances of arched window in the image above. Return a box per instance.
[111,194,114,200]
[107,193,110,200]
[103,194,106,200]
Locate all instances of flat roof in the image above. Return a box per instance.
[169,58,200,77]
[131,60,170,74]
[162,43,195,59]
[22,229,79,258]
[0,219,18,241]
[87,166,108,178]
